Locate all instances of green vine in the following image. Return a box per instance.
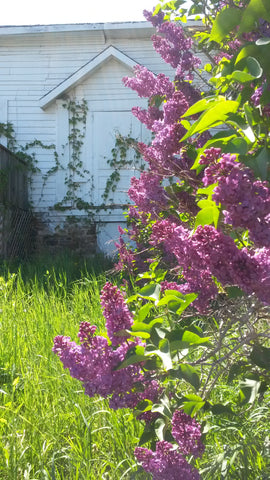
[0,99,144,222]
[101,132,142,205]
[53,98,95,214]
[0,122,16,151]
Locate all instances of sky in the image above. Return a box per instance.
[0,0,160,26]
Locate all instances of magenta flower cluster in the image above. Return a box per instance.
[150,220,270,310]
[53,284,164,411]
[100,281,133,345]
[128,172,169,217]
[146,12,201,80]
[135,441,200,480]
[53,322,138,408]
[171,409,205,457]
[122,11,201,179]
[201,150,270,248]
[135,410,203,479]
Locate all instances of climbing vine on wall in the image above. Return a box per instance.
[101,132,142,205]
[53,98,95,213]
[0,98,144,217]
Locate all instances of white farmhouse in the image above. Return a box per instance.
[0,21,201,256]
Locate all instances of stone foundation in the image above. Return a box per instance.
[32,214,97,256]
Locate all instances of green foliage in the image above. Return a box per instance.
[102,132,142,205]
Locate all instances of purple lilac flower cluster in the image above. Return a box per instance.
[171,409,205,457]
[135,410,203,479]
[52,323,141,403]
[135,441,200,480]
[201,152,270,247]
[121,12,270,314]
[151,220,270,309]
[251,84,270,117]
[199,147,222,165]
[128,172,169,217]
[53,287,164,411]
[145,11,201,80]
[123,66,174,100]
[114,234,135,273]
[123,11,200,179]
[100,282,134,345]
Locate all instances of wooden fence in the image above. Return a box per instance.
[0,144,32,258]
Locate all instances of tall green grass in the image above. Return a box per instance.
[0,253,144,479]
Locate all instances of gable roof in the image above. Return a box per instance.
[39,45,138,109]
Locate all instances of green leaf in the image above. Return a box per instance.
[144,356,162,371]
[197,184,218,196]
[128,330,151,339]
[182,96,224,118]
[152,393,172,418]
[181,119,191,130]
[211,403,234,415]
[235,43,270,80]
[158,291,197,314]
[227,362,246,383]
[115,353,148,369]
[244,102,255,127]
[181,101,239,141]
[138,283,161,301]
[170,364,200,390]
[132,321,151,333]
[168,327,210,351]
[238,0,270,35]
[183,394,205,416]
[246,56,263,78]
[256,37,270,45]
[210,7,242,42]
[197,199,215,209]
[229,71,256,83]
[181,331,211,346]
[194,206,220,229]
[223,137,249,155]
[151,326,167,342]
[235,45,258,65]
[115,345,147,370]
[148,317,164,329]
[134,399,153,416]
[243,147,270,180]
[139,424,156,446]
[137,303,152,322]
[226,286,245,299]
[159,338,172,370]
[145,339,172,371]
[254,147,270,181]
[250,345,270,370]
[154,417,166,441]
[239,377,261,405]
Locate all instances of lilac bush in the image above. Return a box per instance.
[54,1,270,477]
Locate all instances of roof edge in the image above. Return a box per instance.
[0,19,203,36]
[0,21,153,36]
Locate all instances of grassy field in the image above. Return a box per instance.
[1,253,270,479]
[0,253,144,480]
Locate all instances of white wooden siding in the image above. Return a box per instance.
[0,22,204,253]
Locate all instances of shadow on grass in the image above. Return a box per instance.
[0,250,115,287]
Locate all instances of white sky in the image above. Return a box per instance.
[0,0,159,26]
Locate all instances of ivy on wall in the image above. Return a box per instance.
[0,98,143,219]
[101,132,142,206]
